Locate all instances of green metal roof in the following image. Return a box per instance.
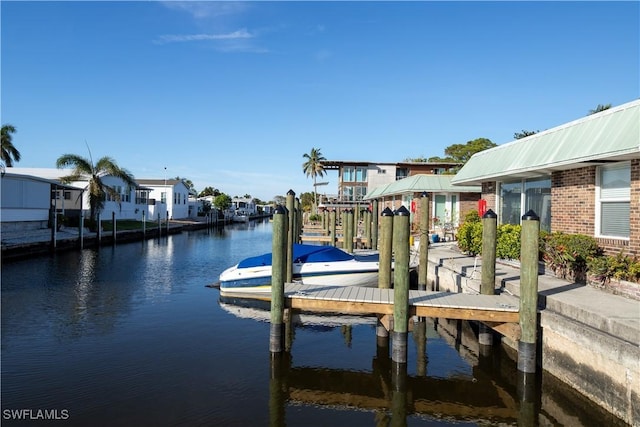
[452,99,640,185]
[364,174,480,200]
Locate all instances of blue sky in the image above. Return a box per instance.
[2,1,638,201]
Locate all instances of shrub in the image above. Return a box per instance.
[308,214,321,223]
[543,232,601,282]
[457,221,483,255]
[587,252,640,284]
[496,224,521,260]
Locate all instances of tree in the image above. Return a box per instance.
[213,193,231,212]
[56,150,137,222]
[273,195,286,206]
[514,130,539,140]
[199,186,219,197]
[444,138,496,170]
[1,124,21,167]
[588,104,612,115]
[174,176,195,193]
[299,192,315,212]
[302,147,327,211]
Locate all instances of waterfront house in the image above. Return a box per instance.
[230,197,257,217]
[364,174,481,239]
[452,99,639,257]
[320,160,461,208]
[0,171,81,233]
[136,179,191,220]
[4,167,151,224]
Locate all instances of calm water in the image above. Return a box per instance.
[1,220,625,426]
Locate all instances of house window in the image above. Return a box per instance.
[354,186,367,201]
[597,162,630,238]
[161,192,167,204]
[499,177,551,232]
[343,186,354,201]
[500,182,522,226]
[355,167,367,182]
[343,167,355,182]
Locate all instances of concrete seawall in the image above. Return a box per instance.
[426,243,640,426]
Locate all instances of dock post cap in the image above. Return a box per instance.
[483,209,497,219]
[521,210,539,221]
[381,207,394,216]
[395,206,410,216]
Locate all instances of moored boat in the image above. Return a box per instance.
[219,244,382,294]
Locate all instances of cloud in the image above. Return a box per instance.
[160,1,249,20]
[155,29,253,44]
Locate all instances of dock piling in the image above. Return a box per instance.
[518,210,540,373]
[480,209,498,347]
[286,190,295,283]
[270,205,288,353]
[371,199,379,251]
[418,192,429,290]
[392,206,410,364]
[378,207,394,289]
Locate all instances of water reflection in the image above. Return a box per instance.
[223,296,520,425]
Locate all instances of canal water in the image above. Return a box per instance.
[1,219,626,426]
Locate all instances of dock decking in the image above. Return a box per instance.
[283,283,520,323]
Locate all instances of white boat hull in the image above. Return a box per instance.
[219,259,380,294]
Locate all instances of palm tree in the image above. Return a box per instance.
[1,124,21,167]
[302,147,326,211]
[56,151,137,222]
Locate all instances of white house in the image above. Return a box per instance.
[136,179,191,220]
[4,167,152,223]
[1,171,81,232]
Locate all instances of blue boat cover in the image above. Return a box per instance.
[237,244,354,268]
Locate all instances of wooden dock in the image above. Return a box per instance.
[282,283,519,329]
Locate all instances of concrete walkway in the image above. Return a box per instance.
[426,242,639,346]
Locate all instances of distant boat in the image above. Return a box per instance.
[219,244,384,294]
[232,211,250,223]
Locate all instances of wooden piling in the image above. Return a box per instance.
[97,213,101,243]
[112,212,116,245]
[330,209,337,247]
[480,209,498,346]
[78,212,84,250]
[345,209,354,253]
[142,210,146,239]
[371,199,379,251]
[392,205,410,364]
[418,192,429,290]
[518,210,540,373]
[378,207,394,289]
[286,190,295,283]
[295,197,302,243]
[270,205,288,353]
[364,209,371,250]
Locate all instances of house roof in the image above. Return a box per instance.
[2,172,81,190]
[364,174,481,200]
[452,99,640,185]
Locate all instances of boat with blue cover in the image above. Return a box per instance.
[219,244,382,294]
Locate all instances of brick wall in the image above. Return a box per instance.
[551,166,596,235]
[481,182,497,213]
[478,160,639,257]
